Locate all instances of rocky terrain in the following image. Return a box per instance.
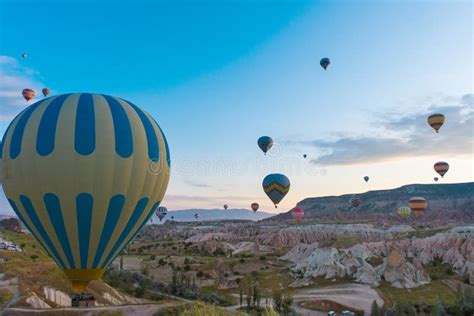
[280,226,473,288]
[265,182,474,225]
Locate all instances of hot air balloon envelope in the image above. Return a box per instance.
[409,197,427,218]
[397,206,411,218]
[0,93,171,292]
[434,161,449,177]
[262,173,290,208]
[257,136,273,154]
[350,197,361,208]
[364,176,369,182]
[320,57,330,70]
[251,203,259,212]
[291,207,304,224]
[156,207,168,222]
[42,88,50,97]
[427,114,445,133]
[22,88,35,102]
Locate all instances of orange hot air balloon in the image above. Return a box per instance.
[291,207,304,224]
[251,203,259,212]
[408,197,427,218]
[434,161,449,177]
[427,114,445,133]
[21,89,35,102]
[42,88,50,97]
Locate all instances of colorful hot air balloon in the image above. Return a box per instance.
[0,93,171,293]
[364,176,369,183]
[251,203,259,212]
[22,89,35,102]
[42,88,50,97]
[427,114,445,133]
[350,197,361,208]
[408,197,427,218]
[22,53,27,59]
[434,161,449,177]
[291,207,304,224]
[257,136,273,155]
[397,206,411,218]
[320,57,330,70]
[262,173,290,208]
[303,154,307,159]
[434,177,439,182]
[224,204,228,210]
[156,207,168,222]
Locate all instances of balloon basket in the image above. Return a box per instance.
[71,292,96,308]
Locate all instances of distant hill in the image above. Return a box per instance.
[155,209,273,223]
[265,182,474,222]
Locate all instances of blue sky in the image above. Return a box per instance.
[0,0,472,214]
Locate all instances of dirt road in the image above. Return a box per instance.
[292,283,384,314]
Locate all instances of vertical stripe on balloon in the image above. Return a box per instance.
[76,193,94,269]
[74,93,96,155]
[102,95,133,158]
[36,94,71,156]
[100,197,149,268]
[123,100,159,161]
[107,201,160,267]
[9,99,48,159]
[7,198,62,268]
[44,193,76,268]
[92,194,126,268]
[19,195,66,269]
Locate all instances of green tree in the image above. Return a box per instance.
[272,289,282,312]
[239,287,243,307]
[433,298,446,316]
[371,300,380,316]
[282,294,293,315]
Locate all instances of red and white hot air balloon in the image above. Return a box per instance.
[291,207,304,224]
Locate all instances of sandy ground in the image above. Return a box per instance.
[292,283,384,314]
[2,303,176,316]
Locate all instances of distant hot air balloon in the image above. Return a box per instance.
[291,207,304,224]
[22,53,27,59]
[156,206,168,222]
[251,203,259,212]
[320,57,330,70]
[434,177,439,182]
[350,197,361,208]
[171,216,174,220]
[194,213,199,219]
[397,206,411,218]
[434,161,449,177]
[224,204,228,210]
[427,114,445,133]
[22,89,35,102]
[262,173,290,208]
[42,88,50,97]
[408,197,427,218]
[0,93,171,293]
[257,136,273,155]
[303,154,307,159]
[364,176,369,183]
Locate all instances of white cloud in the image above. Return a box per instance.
[305,94,474,166]
[0,55,44,121]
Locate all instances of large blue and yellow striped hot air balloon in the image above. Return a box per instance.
[262,173,290,208]
[0,93,170,292]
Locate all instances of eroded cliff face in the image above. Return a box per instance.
[259,224,414,247]
[280,226,473,288]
